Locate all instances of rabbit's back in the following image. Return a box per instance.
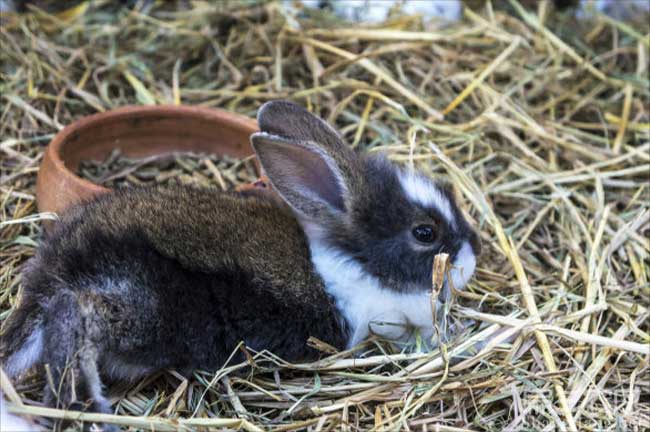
[47,185,322,296]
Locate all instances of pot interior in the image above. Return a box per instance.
[59,108,259,174]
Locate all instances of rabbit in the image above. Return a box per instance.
[0,101,480,430]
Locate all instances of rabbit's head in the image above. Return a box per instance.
[251,101,480,302]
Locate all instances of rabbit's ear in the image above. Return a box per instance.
[251,133,349,219]
[256,101,344,151]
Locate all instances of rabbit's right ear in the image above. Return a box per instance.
[251,133,350,220]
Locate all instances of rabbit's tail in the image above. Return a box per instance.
[0,298,45,379]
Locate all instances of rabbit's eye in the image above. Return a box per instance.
[412,225,435,243]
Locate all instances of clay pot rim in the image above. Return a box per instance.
[44,104,259,201]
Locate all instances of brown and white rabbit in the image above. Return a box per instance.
[0,101,480,428]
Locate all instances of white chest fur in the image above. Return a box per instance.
[310,243,435,348]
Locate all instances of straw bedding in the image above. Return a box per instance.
[1,1,648,430]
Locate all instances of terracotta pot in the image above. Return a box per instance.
[36,105,269,215]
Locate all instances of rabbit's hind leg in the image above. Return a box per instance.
[0,298,45,379]
[41,290,116,431]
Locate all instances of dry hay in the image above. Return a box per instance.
[1,1,649,431]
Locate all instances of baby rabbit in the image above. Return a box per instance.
[1,101,480,425]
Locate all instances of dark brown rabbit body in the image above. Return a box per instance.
[3,186,345,372]
[1,187,346,420]
[2,101,480,430]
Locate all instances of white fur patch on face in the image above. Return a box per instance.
[398,171,456,228]
[310,243,435,348]
[308,239,477,348]
[4,327,43,378]
[449,241,476,291]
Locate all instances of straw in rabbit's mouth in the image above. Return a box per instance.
[430,253,450,327]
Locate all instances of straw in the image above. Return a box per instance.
[1,0,648,430]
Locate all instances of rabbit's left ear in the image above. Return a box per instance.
[251,133,349,219]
